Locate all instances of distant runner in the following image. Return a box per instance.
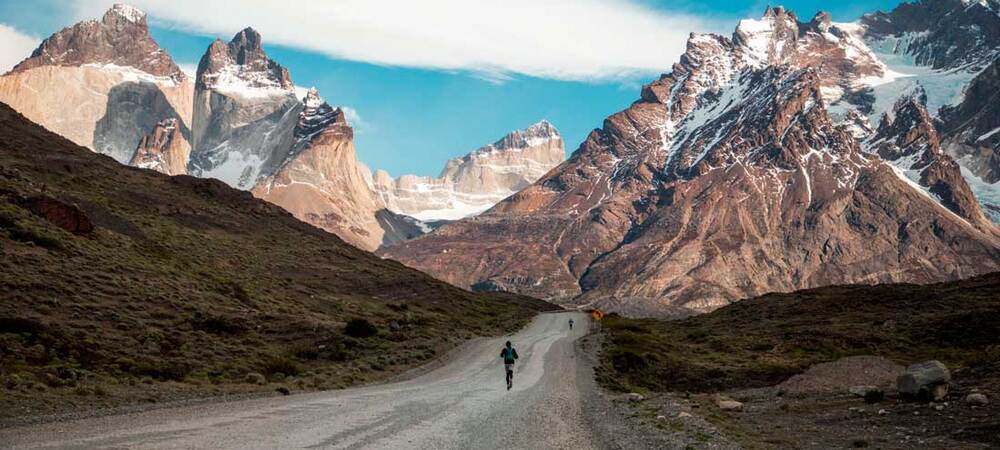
[500,341,518,390]
[568,318,574,330]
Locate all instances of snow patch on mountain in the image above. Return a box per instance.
[108,4,145,23]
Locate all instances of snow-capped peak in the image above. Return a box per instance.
[303,87,324,109]
[106,4,146,24]
[735,6,799,67]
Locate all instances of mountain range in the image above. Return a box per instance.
[1,1,998,315]
[0,4,564,251]
[383,0,1000,315]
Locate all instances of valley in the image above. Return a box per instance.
[0,0,999,448]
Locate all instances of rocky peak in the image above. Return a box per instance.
[806,11,833,33]
[642,6,885,127]
[734,6,801,67]
[196,27,293,93]
[102,3,147,27]
[490,120,561,151]
[867,98,989,225]
[871,98,940,161]
[9,4,183,80]
[294,88,349,143]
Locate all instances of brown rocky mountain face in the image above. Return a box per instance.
[0,4,193,165]
[9,4,183,80]
[383,6,1000,315]
[129,118,190,175]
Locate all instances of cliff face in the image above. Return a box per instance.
[253,90,389,251]
[188,28,301,189]
[129,118,190,176]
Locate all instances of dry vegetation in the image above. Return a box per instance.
[0,103,556,422]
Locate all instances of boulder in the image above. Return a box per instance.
[717,399,744,411]
[965,393,988,406]
[897,360,950,401]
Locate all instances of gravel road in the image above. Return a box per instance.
[1,311,597,450]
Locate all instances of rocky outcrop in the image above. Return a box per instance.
[14,195,95,235]
[129,118,190,175]
[0,4,193,164]
[383,7,1000,315]
[252,89,387,250]
[867,98,990,227]
[189,28,300,189]
[371,121,564,221]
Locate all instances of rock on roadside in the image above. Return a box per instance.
[897,360,950,401]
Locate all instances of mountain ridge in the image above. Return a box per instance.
[382,1,1000,315]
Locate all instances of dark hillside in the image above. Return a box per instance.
[0,102,556,420]
[598,272,1000,393]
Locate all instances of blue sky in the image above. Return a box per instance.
[0,0,905,177]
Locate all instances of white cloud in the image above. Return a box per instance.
[72,0,724,81]
[0,24,40,73]
[340,106,371,135]
[177,62,197,78]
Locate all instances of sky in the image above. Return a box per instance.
[0,0,905,177]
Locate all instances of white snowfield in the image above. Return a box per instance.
[0,312,599,450]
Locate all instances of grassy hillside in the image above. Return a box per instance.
[0,103,556,420]
[597,272,1000,393]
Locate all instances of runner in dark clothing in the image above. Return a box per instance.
[500,341,518,390]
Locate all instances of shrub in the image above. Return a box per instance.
[262,355,300,376]
[344,318,378,338]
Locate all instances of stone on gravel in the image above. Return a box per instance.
[778,356,903,395]
[717,399,743,411]
[897,360,950,401]
[965,393,988,406]
[677,411,693,418]
[627,393,645,402]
